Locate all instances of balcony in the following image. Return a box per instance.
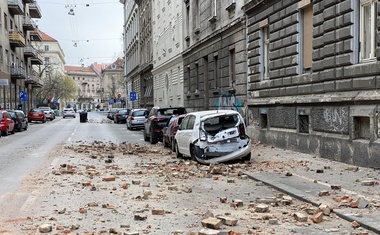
[23,16,37,31]
[29,2,42,18]
[24,46,43,64]
[9,31,26,47]
[25,70,43,87]
[30,30,42,41]
[11,66,27,79]
[8,0,24,15]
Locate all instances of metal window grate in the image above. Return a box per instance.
[299,115,309,133]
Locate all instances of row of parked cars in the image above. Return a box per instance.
[105,105,251,164]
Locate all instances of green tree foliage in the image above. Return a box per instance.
[37,72,77,101]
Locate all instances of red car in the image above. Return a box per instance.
[162,114,186,151]
[28,108,46,123]
[0,110,15,136]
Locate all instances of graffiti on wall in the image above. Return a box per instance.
[322,107,348,133]
[215,92,243,112]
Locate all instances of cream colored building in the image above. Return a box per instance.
[152,0,184,107]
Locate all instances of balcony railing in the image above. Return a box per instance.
[30,30,42,41]
[8,0,24,15]
[29,2,42,18]
[11,66,27,79]
[23,16,37,31]
[25,70,43,87]
[9,31,26,47]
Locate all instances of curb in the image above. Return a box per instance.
[244,172,380,234]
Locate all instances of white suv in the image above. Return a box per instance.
[39,107,55,121]
[174,110,251,164]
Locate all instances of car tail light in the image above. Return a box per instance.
[130,116,134,120]
[239,123,247,138]
[199,129,207,141]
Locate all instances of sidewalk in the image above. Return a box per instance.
[244,143,380,234]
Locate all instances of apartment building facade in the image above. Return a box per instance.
[64,64,101,111]
[101,58,125,109]
[0,0,43,111]
[151,0,184,107]
[182,0,248,113]
[243,0,380,168]
[120,0,141,109]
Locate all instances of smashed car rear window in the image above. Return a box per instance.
[203,115,238,135]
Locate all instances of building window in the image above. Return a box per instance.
[299,2,313,72]
[214,55,219,89]
[4,13,7,31]
[260,113,268,129]
[44,57,49,65]
[0,46,3,63]
[44,45,49,51]
[259,19,270,80]
[186,65,191,94]
[195,62,199,93]
[203,56,209,109]
[185,3,190,37]
[354,116,370,139]
[360,0,376,62]
[229,47,236,86]
[298,115,310,133]
[193,0,200,30]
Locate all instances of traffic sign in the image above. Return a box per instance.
[19,91,27,102]
[130,91,136,101]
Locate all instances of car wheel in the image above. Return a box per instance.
[171,139,176,152]
[190,145,197,161]
[43,118,46,123]
[11,127,15,134]
[164,138,169,147]
[17,125,22,132]
[63,116,66,119]
[24,123,28,130]
[3,127,9,136]
[143,129,149,141]
[127,122,130,130]
[150,130,158,144]
[242,152,251,162]
[175,141,183,158]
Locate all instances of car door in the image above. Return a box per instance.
[176,115,196,156]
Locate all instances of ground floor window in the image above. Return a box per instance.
[354,116,370,139]
[298,115,309,133]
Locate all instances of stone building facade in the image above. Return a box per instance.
[101,58,125,109]
[151,0,184,107]
[0,0,43,111]
[243,0,380,168]
[120,0,141,109]
[182,0,248,114]
[134,0,153,109]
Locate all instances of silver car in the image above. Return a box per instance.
[126,108,149,130]
[62,108,76,118]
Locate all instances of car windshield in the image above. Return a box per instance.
[0,113,3,118]
[9,112,16,118]
[119,110,129,115]
[158,108,186,116]
[39,107,50,110]
[31,109,42,112]
[133,110,147,117]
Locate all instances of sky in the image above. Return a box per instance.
[36,0,124,66]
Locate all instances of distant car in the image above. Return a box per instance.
[62,108,76,118]
[162,114,186,151]
[39,106,55,121]
[7,110,28,132]
[0,110,15,136]
[28,108,46,123]
[107,108,119,120]
[174,110,251,164]
[126,108,149,130]
[114,109,130,123]
[144,106,187,144]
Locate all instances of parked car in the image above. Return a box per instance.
[114,109,130,123]
[126,108,149,130]
[162,114,186,151]
[0,110,15,136]
[39,106,55,121]
[174,110,251,164]
[62,108,76,118]
[144,106,187,144]
[7,110,28,132]
[28,108,46,123]
[107,108,119,120]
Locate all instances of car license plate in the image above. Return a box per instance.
[34,113,39,116]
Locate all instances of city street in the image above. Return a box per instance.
[0,112,377,234]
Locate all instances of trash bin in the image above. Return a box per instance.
[79,111,87,123]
